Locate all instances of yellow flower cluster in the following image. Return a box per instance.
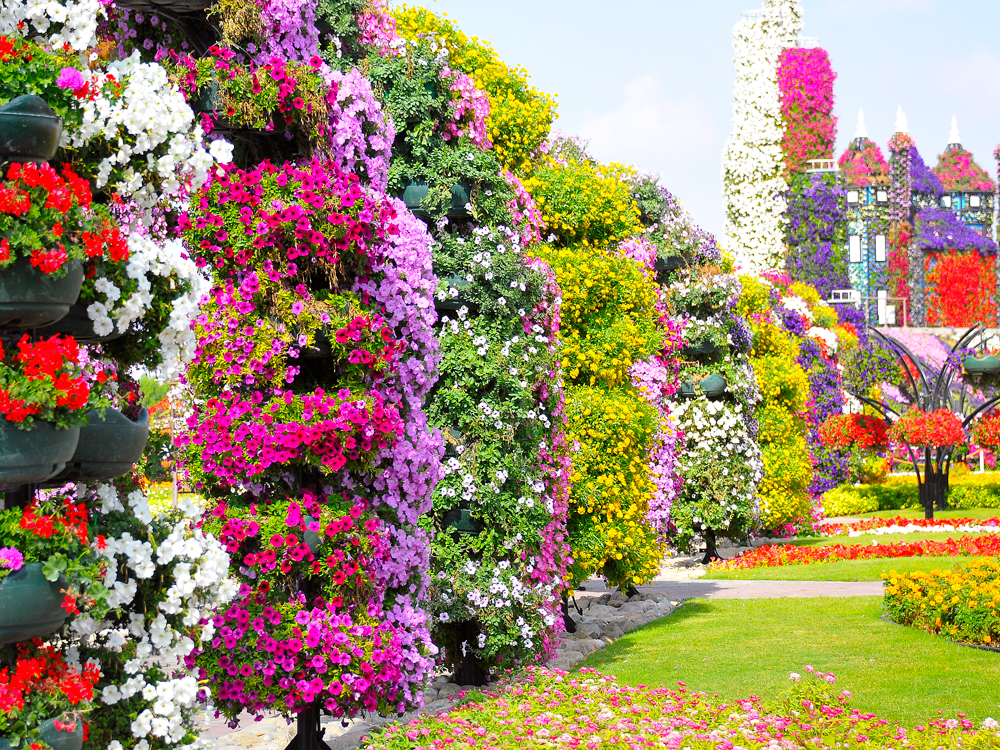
[523,160,642,246]
[563,386,665,589]
[535,246,661,388]
[393,7,557,173]
[740,278,814,530]
[883,558,1000,645]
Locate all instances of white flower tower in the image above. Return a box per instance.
[722,0,802,271]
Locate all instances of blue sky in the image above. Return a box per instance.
[399,0,1000,240]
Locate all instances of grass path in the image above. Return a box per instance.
[582,596,1000,726]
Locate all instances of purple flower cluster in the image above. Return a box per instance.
[914,208,999,255]
[255,0,321,65]
[785,173,849,298]
[910,145,944,197]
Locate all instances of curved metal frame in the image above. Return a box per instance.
[848,324,1000,516]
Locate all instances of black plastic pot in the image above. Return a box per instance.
[36,301,124,342]
[0,563,69,645]
[0,96,63,164]
[654,255,685,284]
[443,508,483,536]
[0,257,83,329]
[42,408,149,485]
[0,421,79,489]
[682,340,721,359]
[447,180,472,219]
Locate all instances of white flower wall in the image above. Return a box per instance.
[721,0,802,271]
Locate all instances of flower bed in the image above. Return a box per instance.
[360,666,1000,750]
[884,558,1000,646]
[711,535,1000,571]
[818,515,1000,536]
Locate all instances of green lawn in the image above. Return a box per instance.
[582,597,1000,726]
[830,508,1000,521]
[703,556,961,581]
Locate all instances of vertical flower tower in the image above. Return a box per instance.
[164,0,445,739]
[779,45,846,298]
[837,112,891,324]
[722,0,801,271]
[373,9,571,684]
[888,117,998,327]
[0,7,239,750]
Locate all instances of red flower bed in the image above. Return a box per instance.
[710,535,1000,571]
[817,515,1000,536]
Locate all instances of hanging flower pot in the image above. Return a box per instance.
[0,257,84,329]
[435,273,478,316]
[442,427,464,458]
[401,179,430,217]
[963,354,1000,375]
[654,255,685,284]
[0,420,80,489]
[678,374,727,399]
[42,408,149,485]
[0,715,85,750]
[0,95,63,164]
[35,301,125,343]
[682,339,721,359]
[446,179,473,219]
[443,508,483,536]
[0,563,68,645]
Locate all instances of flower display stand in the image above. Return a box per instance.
[282,706,331,750]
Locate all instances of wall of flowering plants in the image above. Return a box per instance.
[380,9,572,682]
[0,0,241,747]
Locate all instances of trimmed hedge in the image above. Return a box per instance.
[821,473,1000,517]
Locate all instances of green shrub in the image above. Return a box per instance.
[821,472,1000,516]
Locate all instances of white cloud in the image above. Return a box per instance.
[575,74,718,172]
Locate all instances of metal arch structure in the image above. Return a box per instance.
[847,324,1000,519]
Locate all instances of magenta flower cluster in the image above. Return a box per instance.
[777,47,837,175]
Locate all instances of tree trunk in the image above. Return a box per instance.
[701,529,723,564]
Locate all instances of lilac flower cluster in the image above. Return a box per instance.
[630,358,683,530]
[256,0,321,65]
[325,68,395,192]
